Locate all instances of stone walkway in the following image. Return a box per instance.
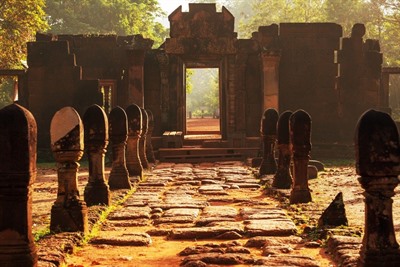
[65,161,329,267]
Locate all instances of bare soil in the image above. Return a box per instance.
[186,117,220,133]
[31,161,400,267]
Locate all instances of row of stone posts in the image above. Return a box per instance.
[49,104,155,234]
[1,103,400,266]
[259,108,312,204]
[259,107,400,266]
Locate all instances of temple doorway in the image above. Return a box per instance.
[185,68,221,138]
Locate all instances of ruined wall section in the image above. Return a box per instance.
[26,39,97,148]
[26,33,152,148]
[278,23,342,143]
[336,24,383,142]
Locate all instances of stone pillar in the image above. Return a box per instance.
[139,108,149,169]
[125,104,143,181]
[50,107,88,233]
[259,108,278,176]
[108,106,131,190]
[355,109,400,267]
[83,105,110,206]
[145,109,156,163]
[289,109,312,204]
[127,49,146,108]
[261,52,280,111]
[273,110,293,189]
[0,104,37,266]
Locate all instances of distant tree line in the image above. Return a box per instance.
[2,0,400,109]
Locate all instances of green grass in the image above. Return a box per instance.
[34,227,51,242]
[81,187,137,245]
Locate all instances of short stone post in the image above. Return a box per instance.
[355,109,400,267]
[50,107,88,233]
[259,108,278,176]
[0,104,37,266]
[125,104,143,180]
[139,108,150,169]
[83,104,110,206]
[108,106,131,190]
[272,110,293,189]
[145,109,156,163]
[289,109,312,204]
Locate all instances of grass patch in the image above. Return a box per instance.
[34,227,51,242]
[81,187,137,245]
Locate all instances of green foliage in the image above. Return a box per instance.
[0,0,48,69]
[45,0,168,47]
[186,68,219,117]
[235,0,400,66]
[0,78,14,108]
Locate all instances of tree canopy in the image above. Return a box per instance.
[0,0,48,69]
[45,0,167,47]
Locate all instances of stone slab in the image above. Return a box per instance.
[254,255,319,267]
[163,208,200,217]
[181,253,255,265]
[104,219,150,228]
[240,207,288,220]
[195,217,236,226]
[154,216,196,225]
[244,219,297,236]
[201,206,238,218]
[170,223,244,240]
[90,233,152,246]
[244,235,302,248]
[109,206,151,220]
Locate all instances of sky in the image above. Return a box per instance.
[159,0,189,14]
[158,0,189,26]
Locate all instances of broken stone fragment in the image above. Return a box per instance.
[318,192,348,228]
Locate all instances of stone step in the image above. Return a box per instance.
[158,148,249,163]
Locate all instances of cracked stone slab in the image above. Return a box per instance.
[326,235,361,266]
[169,223,244,240]
[138,182,168,187]
[181,253,255,266]
[244,219,297,236]
[240,207,288,220]
[198,184,228,195]
[109,206,152,220]
[154,215,197,225]
[201,206,238,218]
[254,255,319,267]
[179,242,249,256]
[163,208,200,218]
[245,235,303,248]
[104,219,150,228]
[195,217,236,226]
[90,233,152,246]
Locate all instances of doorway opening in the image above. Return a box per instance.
[185,68,221,139]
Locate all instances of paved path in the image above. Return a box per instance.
[65,161,328,267]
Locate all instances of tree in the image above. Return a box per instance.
[0,0,48,69]
[45,0,167,47]
[239,0,325,38]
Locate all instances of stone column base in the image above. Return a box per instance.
[84,183,110,206]
[0,242,37,267]
[289,188,312,204]
[109,168,131,190]
[50,201,88,233]
[359,249,400,267]
[272,172,292,189]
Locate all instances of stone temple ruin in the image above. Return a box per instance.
[1,3,400,267]
[8,3,383,158]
